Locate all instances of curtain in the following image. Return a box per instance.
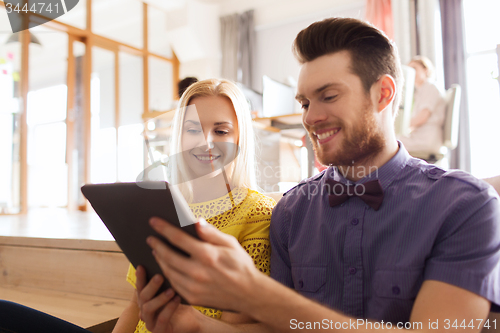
[220,14,239,82]
[365,0,394,40]
[238,10,255,88]
[440,0,471,171]
[220,10,255,88]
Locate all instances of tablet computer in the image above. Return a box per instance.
[81,181,198,303]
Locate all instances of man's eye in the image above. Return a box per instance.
[301,104,309,110]
[324,95,337,101]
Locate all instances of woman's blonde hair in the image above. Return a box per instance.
[168,78,258,201]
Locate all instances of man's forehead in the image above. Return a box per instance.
[296,53,355,97]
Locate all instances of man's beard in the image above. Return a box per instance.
[310,101,385,170]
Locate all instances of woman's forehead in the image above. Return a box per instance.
[184,96,237,124]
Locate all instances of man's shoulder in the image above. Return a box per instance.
[283,171,326,196]
[272,170,327,211]
[403,161,494,197]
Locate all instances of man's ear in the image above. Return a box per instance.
[376,75,396,113]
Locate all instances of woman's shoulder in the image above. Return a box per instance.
[244,189,277,208]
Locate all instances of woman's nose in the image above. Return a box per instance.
[205,132,215,150]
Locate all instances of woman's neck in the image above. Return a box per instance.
[190,172,234,203]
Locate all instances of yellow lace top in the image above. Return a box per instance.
[126,188,275,333]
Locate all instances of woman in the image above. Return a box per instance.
[399,56,446,154]
[113,79,276,333]
[0,79,275,333]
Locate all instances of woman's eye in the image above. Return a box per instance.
[324,95,337,101]
[215,130,229,135]
[301,104,309,110]
[186,128,201,133]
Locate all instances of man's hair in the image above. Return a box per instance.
[292,17,403,115]
[178,77,199,98]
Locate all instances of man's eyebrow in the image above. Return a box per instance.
[295,83,343,100]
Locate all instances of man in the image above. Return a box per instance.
[137,17,500,332]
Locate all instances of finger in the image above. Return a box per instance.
[195,220,240,248]
[141,289,176,328]
[135,265,147,293]
[152,256,195,298]
[149,236,200,279]
[152,296,182,333]
[137,274,164,306]
[149,217,207,256]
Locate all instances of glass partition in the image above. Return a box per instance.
[149,56,174,112]
[118,52,144,182]
[57,0,88,29]
[27,27,69,207]
[0,8,22,213]
[92,0,143,49]
[148,5,173,58]
[91,47,116,183]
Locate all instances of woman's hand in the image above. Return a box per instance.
[135,266,201,333]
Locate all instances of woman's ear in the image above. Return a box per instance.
[376,74,396,113]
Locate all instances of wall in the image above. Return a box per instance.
[252,1,365,93]
[169,0,222,79]
[179,0,366,83]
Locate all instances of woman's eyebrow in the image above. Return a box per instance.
[184,120,200,125]
[214,121,233,126]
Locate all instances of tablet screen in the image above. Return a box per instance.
[81,181,198,303]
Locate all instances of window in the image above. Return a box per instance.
[463,0,500,178]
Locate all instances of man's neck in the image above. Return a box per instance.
[337,139,399,182]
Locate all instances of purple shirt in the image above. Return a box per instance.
[270,143,500,322]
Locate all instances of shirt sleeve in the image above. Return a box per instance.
[424,184,500,310]
[270,197,294,288]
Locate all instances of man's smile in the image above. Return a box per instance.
[313,128,341,144]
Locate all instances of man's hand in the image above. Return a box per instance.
[146,217,259,313]
[135,265,201,333]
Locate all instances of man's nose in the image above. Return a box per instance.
[303,103,327,127]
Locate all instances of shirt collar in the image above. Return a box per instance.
[325,141,410,190]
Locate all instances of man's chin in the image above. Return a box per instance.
[315,152,336,167]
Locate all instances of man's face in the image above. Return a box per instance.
[296,51,385,168]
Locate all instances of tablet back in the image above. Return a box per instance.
[81,181,197,301]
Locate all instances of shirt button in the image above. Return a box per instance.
[351,218,359,225]
[298,279,304,288]
[392,286,401,295]
[429,169,437,175]
[348,267,357,275]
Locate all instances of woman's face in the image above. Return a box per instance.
[409,61,428,87]
[181,95,239,180]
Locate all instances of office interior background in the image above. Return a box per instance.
[0,0,499,215]
[1,0,500,330]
